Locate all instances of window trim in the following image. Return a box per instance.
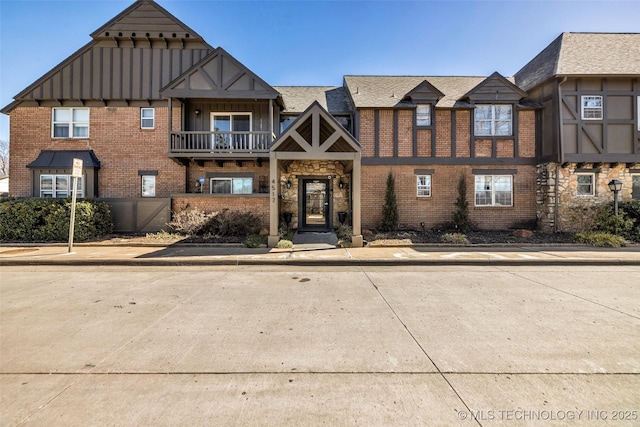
[40,174,84,198]
[416,175,432,197]
[581,95,603,120]
[576,173,595,197]
[52,107,89,138]
[209,177,253,195]
[416,104,431,127]
[141,108,155,129]
[474,175,513,207]
[474,104,513,136]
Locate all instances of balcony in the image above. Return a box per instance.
[169,131,273,158]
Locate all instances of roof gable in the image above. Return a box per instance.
[403,80,445,104]
[91,0,205,43]
[271,101,360,155]
[162,48,280,101]
[460,72,527,103]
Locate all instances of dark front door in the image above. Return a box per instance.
[301,179,330,230]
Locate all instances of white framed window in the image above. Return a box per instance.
[141,108,155,129]
[211,112,252,150]
[210,177,253,194]
[631,175,640,200]
[474,105,512,136]
[52,108,89,138]
[581,96,603,120]
[576,173,595,196]
[474,175,513,206]
[416,175,431,197]
[141,175,156,197]
[416,104,431,127]
[40,174,83,198]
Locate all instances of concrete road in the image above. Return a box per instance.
[1,265,639,426]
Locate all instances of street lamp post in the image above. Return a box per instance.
[608,179,623,216]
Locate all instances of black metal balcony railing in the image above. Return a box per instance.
[169,131,273,155]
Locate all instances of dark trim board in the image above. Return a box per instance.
[362,157,537,166]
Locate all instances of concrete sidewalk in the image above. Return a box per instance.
[1,242,640,266]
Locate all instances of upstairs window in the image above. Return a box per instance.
[416,105,431,127]
[280,115,297,133]
[474,175,513,206]
[581,96,603,120]
[52,108,89,138]
[474,105,512,136]
[141,108,155,129]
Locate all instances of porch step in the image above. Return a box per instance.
[292,231,339,249]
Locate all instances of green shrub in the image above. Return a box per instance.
[573,232,626,248]
[593,200,640,243]
[244,234,267,248]
[441,232,469,244]
[452,174,474,232]
[279,226,294,241]
[0,198,113,242]
[335,224,352,243]
[381,172,398,231]
[276,239,294,249]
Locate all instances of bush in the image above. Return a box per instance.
[276,239,293,249]
[593,200,640,243]
[244,234,267,248]
[0,198,113,242]
[441,232,469,244]
[381,172,398,231]
[573,232,626,248]
[335,224,352,243]
[169,208,262,238]
[279,226,294,241]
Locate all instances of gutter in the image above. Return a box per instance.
[554,76,568,233]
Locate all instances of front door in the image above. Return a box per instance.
[301,179,330,230]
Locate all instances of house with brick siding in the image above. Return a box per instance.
[3,0,638,245]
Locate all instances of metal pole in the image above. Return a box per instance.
[68,176,78,253]
[614,190,619,216]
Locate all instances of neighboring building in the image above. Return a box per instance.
[0,175,8,196]
[515,33,640,232]
[2,1,638,243]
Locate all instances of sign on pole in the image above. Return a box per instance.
[68,158,83,253]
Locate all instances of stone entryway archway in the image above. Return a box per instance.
[267,101,362,247]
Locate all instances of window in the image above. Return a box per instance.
[52,108,89,138]
[210,177,252,194]
[416,105,431,127]
[141,175,156,197]
[632,175,640,200]
[474,105,512,136]
[280,116,297,133]
[40,174,83,198]
[581,96,603,120]
[416,175,431,197]
[141,108,154,129]
[576,173,595,196]
[474,175,513,206]
[212,113,251,149]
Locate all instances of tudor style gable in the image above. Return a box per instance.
[460,72,527,104]
[161,48,281,101]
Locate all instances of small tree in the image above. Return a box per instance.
[381,172,398,231]
[0,139,8,176]
[452,174,472,232]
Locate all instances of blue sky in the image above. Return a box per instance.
[1,0,640,141]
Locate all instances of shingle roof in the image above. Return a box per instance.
[343,76,487,109]
[515,32,640,91]
[274,86,352,114]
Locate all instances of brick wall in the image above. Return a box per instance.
[397,110,413,157]
[8,106,184,198]
[361,165,537,231]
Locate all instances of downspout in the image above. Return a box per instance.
[554,77,567,233]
